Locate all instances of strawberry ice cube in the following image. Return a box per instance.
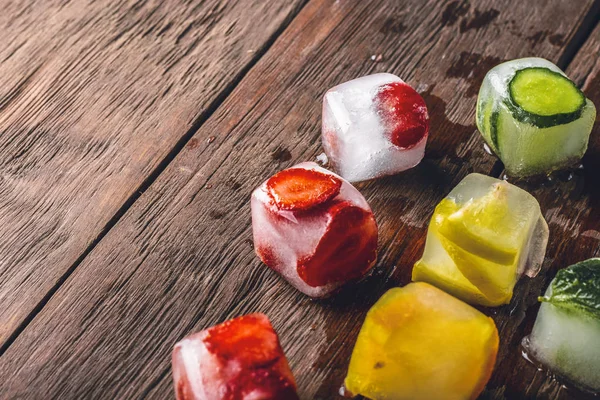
[322,73,429,182]
[172,313,298,400]
[251,162,378,297]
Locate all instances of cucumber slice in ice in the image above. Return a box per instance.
[494,100,595,177]
[540,258,600,319]
[477,98,500,154]
[508,67,585,128]
[489,110,500,154]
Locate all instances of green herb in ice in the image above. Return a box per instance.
[540,258,600,319]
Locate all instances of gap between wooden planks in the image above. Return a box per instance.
[0,0,307,350]
[1,0,600,399]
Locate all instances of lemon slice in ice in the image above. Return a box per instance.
[438,182,525,266]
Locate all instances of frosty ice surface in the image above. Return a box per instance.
[523,258,600,393]
[476,57,596,177]
[322,73,429,182]
[413,173,549,306]
[344,282,498,400]
[172,313,298,400]
[251,162,378,297]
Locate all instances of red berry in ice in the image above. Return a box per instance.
[266,168,342,211]
[173,314,299,400]
[376,81,429,149]
[252,163,379,297]
[204,314,280,368]
[297,201,378,287]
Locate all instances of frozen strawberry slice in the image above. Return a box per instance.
[376,81,429,149]
[266,168,342,211]
[297,201,378,287]
[252,162,378,297]
[172,314,299,400]
[204,314,280,368]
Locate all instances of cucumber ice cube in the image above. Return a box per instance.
[476,57,596,178]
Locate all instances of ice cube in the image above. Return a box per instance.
[322,73,429,182]
[251,162,378,297]
[476,57,596,177]
[523,258,600,393]
[172,313,298,400]
[413,173,549,306]
[344,282,499,400]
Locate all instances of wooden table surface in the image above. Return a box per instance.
[1,0,599,399]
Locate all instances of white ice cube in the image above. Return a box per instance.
[322,73,429,182]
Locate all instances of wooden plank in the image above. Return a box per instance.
[0,0,306,347]
[1,0,598,398]
[484,24,600,400]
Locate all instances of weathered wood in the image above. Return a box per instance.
[1,0,598,399]
[0,0,306,347]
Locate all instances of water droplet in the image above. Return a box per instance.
[553,170,575,182]
[415,82,429,93]
[483,143,493,155]
[207,136,216,144]
[509,302,523,317]
[338,384,355,398]
[316,152,329,165]
[370,54,383,62]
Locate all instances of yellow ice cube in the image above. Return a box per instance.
[344,282,499,400]
[413,173,548,306]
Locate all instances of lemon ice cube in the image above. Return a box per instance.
[344,282,499,399]
[413,173,548,306]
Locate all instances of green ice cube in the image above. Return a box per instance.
[526,258,600,392]
[476,58,596,178]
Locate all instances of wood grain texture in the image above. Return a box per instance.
[1,0,598,399]
[0,0,306,347]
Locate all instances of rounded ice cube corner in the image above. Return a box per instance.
[172,313,299,400]
[476,57,596,178]
[523,258,600,394]
[343,282,499,400]
[412,173,549,307]
[321,73,429,182]
[251,162,378,298]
